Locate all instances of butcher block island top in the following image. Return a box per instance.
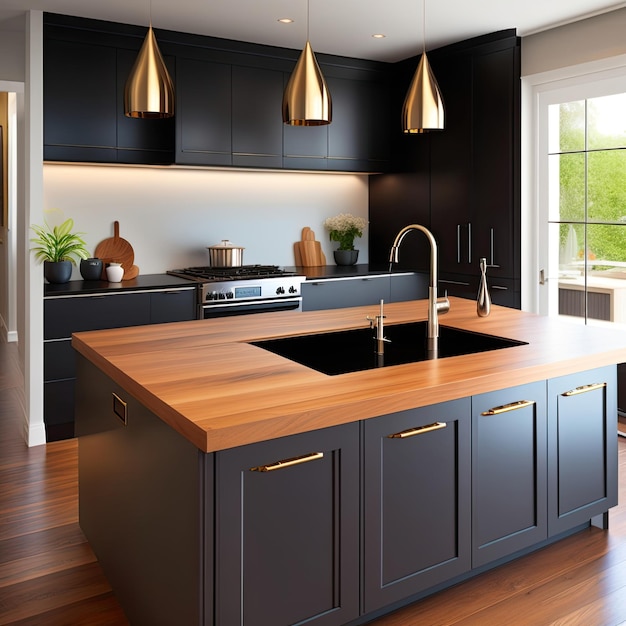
[71,297,626,453]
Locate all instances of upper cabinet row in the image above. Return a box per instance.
[43,14,391,173]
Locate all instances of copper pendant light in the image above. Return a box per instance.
[282,0,332,126]
[401,0,444,133]
[124,6,174,119]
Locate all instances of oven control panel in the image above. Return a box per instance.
[201,277,304,304]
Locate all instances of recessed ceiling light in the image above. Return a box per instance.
[278,18,294,24]
[372,34,386,39]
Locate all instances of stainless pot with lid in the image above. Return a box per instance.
[207,240,245,267]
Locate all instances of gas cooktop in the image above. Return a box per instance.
[167,265,300,282]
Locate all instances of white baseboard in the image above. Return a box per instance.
[24,419,47,447]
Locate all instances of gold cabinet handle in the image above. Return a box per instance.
[562,382,606,397]
[388,421,447,439]
[481,400,534,416]
[112,392,128,425]
[250,451,324,472]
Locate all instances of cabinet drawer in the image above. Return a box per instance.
[44,293,151,339]
[302,276,390,311]
[44,339,75,381]
[149,289,197,323]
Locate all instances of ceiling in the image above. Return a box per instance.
[1,0,626,63]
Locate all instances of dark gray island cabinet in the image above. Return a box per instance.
[75,355,617,626]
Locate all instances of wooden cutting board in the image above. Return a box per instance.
[94,221,136,280]
[294,227,326,267]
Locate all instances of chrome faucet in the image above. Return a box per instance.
[389,224,450,357]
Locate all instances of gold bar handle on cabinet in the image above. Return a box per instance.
[562,382,606,397]
[481,399,534,416]
[388,421,447,439]
[112,392,128,425]
[250,452,324,472]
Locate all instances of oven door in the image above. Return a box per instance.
[201,297,302,319]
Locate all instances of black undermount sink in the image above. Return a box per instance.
[251,321,528,376]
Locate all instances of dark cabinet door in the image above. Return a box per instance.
[116,47,175,164]
[363,399,471,612]
[44,293,152,339]
[471,44,520,281]
[472,381,547,567]
[232,65,283,168]
[44,38,118,162]
[216,423,360,626]
[149,288,197,323]
[175,56,232,165]
[429,54,472,276]
[327,75,390,172]
[547,366,618,536]
[301,276,391,311]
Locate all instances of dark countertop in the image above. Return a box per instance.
[44,273,197,297]
[284,264,420,280]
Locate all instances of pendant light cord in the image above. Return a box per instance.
[422,0,426,55]
[307,0,310,42]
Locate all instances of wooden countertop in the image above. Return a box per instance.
[72,298,626,453]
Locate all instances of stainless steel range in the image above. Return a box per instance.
[167,265,306,318]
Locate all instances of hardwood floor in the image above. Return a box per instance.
[1,336,626,625]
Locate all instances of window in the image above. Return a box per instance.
[550,93,626,323]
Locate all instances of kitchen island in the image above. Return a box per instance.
[72,297,625,625]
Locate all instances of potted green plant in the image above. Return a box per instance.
[323,213,368,265]
[31,218,90,283]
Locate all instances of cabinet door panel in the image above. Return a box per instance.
[472,45,519,280]
[216,423,359,626]
[44,379,75,442]
[472,381,547,567]
[548,366,618,535]
[302,277,390,311]
[327,75,390,170]
[44,293,151,339]
[44,339,75,381]
[363,399,471,612]
[429,54,472,275]
[175,56,232,165]
[44,38,117,158]
[232,65,283,168]
[149,289,197,323]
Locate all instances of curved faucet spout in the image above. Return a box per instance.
[389,224,450,357]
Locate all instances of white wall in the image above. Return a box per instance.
[43,164,370,274]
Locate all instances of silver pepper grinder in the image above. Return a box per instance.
[477,257,491,317]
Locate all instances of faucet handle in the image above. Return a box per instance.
[436,290,451,315]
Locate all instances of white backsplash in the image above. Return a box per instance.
[43,163,370,278]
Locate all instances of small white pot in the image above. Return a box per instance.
[106,262,124,282]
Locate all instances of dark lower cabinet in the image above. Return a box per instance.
[301,273,428,311]
[471,381,548,567]
[547,365,618,536]
[363,399,471,612]
[216,423,360,626]
[44,286,196,442]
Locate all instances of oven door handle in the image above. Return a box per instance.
[201,297,302,318]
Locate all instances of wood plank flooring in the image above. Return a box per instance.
[1,336,626,625]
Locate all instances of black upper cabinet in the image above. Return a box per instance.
[232,65,283,168]
[44,13,390,172]
[175,56,232,165]
[44,37,118,162]
[44,15,175,164]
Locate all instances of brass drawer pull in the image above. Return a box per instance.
[482,400,534,416]
[250,451,324,472]
[388,421,447,439]
[562,382,606,397]
[112,392,128,425]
